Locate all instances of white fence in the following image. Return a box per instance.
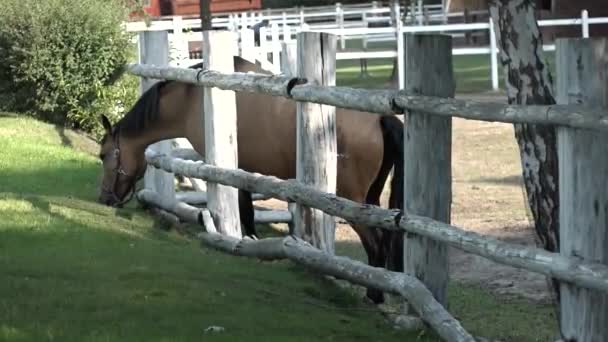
[126,6,608,92]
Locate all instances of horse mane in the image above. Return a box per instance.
[113,61,204,138]
[111,56,269,138]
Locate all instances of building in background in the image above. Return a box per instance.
[136,0,262,18]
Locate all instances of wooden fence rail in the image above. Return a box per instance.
[143,150,608,295]
[127,30,608,341]
[197,231,475,342]
[125,64,608,132]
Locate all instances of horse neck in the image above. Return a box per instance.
[123,110,185,156]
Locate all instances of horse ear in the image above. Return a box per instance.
[100,115,112,133]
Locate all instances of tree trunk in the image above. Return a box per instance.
[200,0,212,31]
[488,0,561,305]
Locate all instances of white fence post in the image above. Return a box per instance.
[402,33,454,307]
[299,9,305,29]
[395,1,404,90]
[336,2,345,50]
[240,12,247,28]
[139,31,175,201]
[489,17,499,91]
[581,9,590,38]
[271,22,281,73]
[171,16,186,67]
[284,24,292,43]
[294,32,338,254]
[282,11,288,29]
[201,30,242,238]
[556,37,608,342]
[259,26,269,62]
[240,28,256,63]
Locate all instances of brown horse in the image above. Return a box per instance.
[97,56,405,303]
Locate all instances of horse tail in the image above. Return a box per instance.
[378,115,405,272]
[379,115,404,212]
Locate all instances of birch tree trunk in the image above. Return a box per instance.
[488,0,561,303]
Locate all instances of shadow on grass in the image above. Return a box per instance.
[54,125,73,149]
[0,163,142,206]
[0,112,20,118]
[248,221,559,341]
[473,174,523,186]
[1,192,430,342]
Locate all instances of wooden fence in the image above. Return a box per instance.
[127,29,608,342]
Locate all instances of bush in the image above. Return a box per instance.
[0,0,138,137]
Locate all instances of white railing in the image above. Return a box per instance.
[126,8,608,92]
[254,9,608,90]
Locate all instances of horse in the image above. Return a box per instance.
[96,55,405,303]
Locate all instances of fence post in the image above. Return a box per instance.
[402,33,454,307]
[336,2,345,50]
[555,37,608,342]
[171,16,186,66]
[280,41,298,234]
[240,28,255,63]
[139,31,175,201]
[280,41,297,77]
[417,0,424,25]
[581,10,589,38]
[202,30,242,238]
[259,26,269,62]
[271,22,281,73]
[294,32,338,254]
[299,9,305,29]
[489,17,499,91]
[394,0,404,90]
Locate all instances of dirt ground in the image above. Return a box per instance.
[254,91,555,305]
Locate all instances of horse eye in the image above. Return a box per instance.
[99,153,106,160]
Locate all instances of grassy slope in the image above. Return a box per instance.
[0,113,431,341]
[0,51,561,342]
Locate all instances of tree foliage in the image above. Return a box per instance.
[0,0,139,138]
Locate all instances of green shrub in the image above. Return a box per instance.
[0,0,138,137]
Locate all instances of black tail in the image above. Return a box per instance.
[379,115,405,272]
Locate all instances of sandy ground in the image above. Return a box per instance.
[251,91,555,305]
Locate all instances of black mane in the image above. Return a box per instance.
[111,61,205,138]
[105,57,261,142]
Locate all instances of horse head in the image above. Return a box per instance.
[97,114,147,207]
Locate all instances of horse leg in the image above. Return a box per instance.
[363,116,406,273]
[238,189,257,238]
[350,223,385,303]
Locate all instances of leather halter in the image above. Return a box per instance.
[101,131,137,207]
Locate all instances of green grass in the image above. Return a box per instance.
[0,113,433,341]
[0,112,559,341]
[335,38,557,93]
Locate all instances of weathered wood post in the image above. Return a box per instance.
[201,30,242,238]
[556,37,608,342]
[280,40,298,234]
[280,41,297,77]
[139,31,175,201]
[294,32,337,254]
[402,33,454,307]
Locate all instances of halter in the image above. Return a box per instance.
[101,131,137,207]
